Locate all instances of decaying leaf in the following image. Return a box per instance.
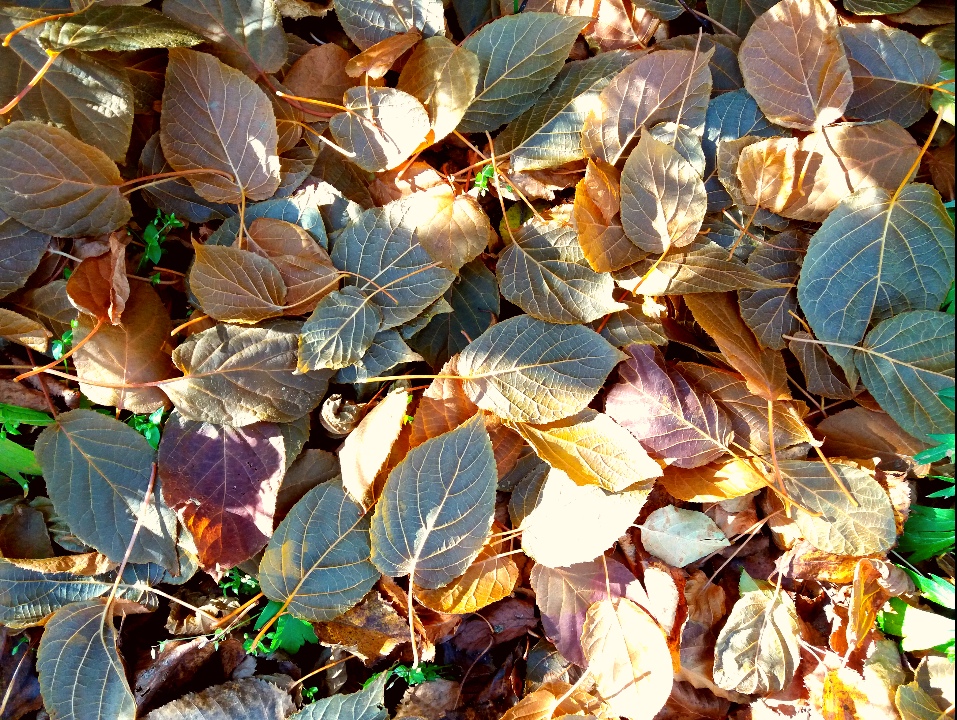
[640,506,731,567]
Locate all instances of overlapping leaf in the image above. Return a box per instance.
[640,506,731,567]
[737,231,805,350]
[333,0,445,50]
[458,315,623,424]
[260,480,379,621]
[162,321,331,426]
[371,416,496,588]
[0,215,48,299]
[39,5,203,52]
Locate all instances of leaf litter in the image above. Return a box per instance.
[0,0,953,718]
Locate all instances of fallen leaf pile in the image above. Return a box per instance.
[0,0,954,718]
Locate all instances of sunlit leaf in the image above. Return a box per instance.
[498,218,626,324]
[245,218,337,315]
[514,409,662,492]
[854,310,955,439]
[209,182,329,250]
[37,599,136,720]
[0,308,51,353]
[582,48,713,165]
[797,184,955,381]
[336,329,423,383]
[329,87,430,173]
[581,598,673,720]
[333,0,445,50]
[0,8,134,161]
[9,280,75,339]
[459,12,590,134]
[0,121,130,238]
[841,23,940,127]
[138,134,231,224]
[738,0,853,131]
[162,0,288,74]
[684,292,789,401]
[162,321,331,426]
[593,301,667,347]
[189,242,286,323]
[35,409,179,570]
[39,5,203,52]
[74,283,174,414]
[496,51,635,172]
[371,415,496,588]
[574,158,645,273]
[259,480,378,621]
[346,29,422,79]
[524,0,659,52]
[713,583,800,694]
[158,413,285,573]
[660,457,769,502]
[289,671,387,720]
[397,36,479,142]
[605,345,733,468]
[520,467,648,567]
[778,460,897,556]
[620,133,707,254]
[340,388,409,508]
[458,315,624,424]
[331,199,456,330]
[283,43,357,106]
[144,677,294,720]
[161,48,280,203]
[736,121,920,222]
[640,506,730,567]
[658,34,743,93]
[410,187,495,272]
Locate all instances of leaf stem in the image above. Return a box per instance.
[0,50,60,115]
[170,314,210,337]
[119,168,236,195]
[2,12,73,46]
[15,317,104,382]
[103,462,157,618]
[892,106,944,204]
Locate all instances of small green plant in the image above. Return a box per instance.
[10,637,28,655]
[301,686,320,704]
[127,407,165,450]
[362,662,452,690]
[139,210,184,270]
[0,404,54,492]
[51,318,78,361]
[0,403,53,439]
[244,600,318,655]
[219,567,261,598]
[472,164,495,196]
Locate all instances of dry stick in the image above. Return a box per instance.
[0,643,30,717]
[46,248,83,263]
[0,50,59,114]
[281,118,358,158]
[408,579,419,668]
[703,516,771,589]
[25,348,57,419]
[453,613,497,709]
[14,317,104,382]
[138,587,220,623]
[670,29,704,146]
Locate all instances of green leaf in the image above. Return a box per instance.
[260,480,378,620]
[290,670,388,720]
[841,23,941,128]
[329,88,430,173]
[332,0,445,50]
[161,48,280,203]
[252,600,318,654]
[0,121,131,238]
[410,259,499,369]
[897,505,956,561]
[457,315,624,424]
[0,403,53,433]
[459,12,590,134]
[931,59,955,126]
[162,0,288,75]
[797,184,955,381]
[35,410,179,569]
[330,199,456,331]
[371,415,497,589]
[778,460,897,556]
[880,596,956,652]
[0,437,42,492]
[497,219,627,324]
[298,287,382,372]
[854,310,955,440]
[162,321,331,426]
[0,8,134,161]
[902,568,956,609]
[621,133,707,254]
[495,51,635,172]
[39,5,203,52]
[37,599,135,720]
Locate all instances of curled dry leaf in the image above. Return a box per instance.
[65,234,129,324]
[0,308,51,353]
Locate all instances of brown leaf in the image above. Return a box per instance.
[340,388,409,508]
[246,217,338,315]
[189,242,286,323]
[411,186,496,272]
[415,523,519,614]
[65,233,129,324]
[314,590,411,664]
[738,0,853,131]
[574,158,645,273]
[525,0,658,51]
[74,282,174,415]
[846,558,912,650]
[661,458,769,503]
[816,406,928,471]
[0,308,51,353]
[5,552,116,576]
[581,598,674,720]
[789,330,859,400]
[158,414,286,574]
[684,292,789,402]
[142,677,293,720]
[283,43,358,105]
[737,121,920,222]
[161,49,280,203]
[499,689,558,720]
[346,29,422,79]
[582,49,713,165]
